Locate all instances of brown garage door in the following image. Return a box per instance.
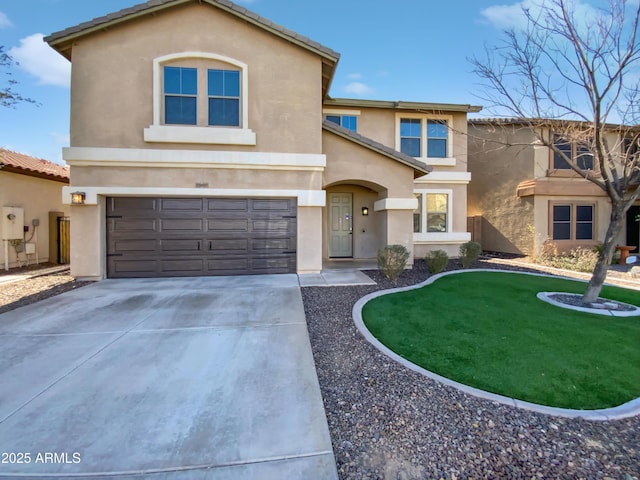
[106,197,297,278]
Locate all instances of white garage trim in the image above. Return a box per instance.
[63,186,326,207]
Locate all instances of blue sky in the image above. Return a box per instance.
[0,0,547,164]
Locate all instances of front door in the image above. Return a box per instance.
[627,205,640,254]
[329,193,353,257]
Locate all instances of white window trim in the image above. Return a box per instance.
[145,52,255,145]
[322,108,361,116]
[395,113,456,166]
[413,188,454,242]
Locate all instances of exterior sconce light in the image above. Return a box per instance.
[71,191,86,205]
[361,206,369,216]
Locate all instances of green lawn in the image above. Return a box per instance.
[362,271,640,410]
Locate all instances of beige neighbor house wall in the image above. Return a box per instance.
[327,105,473,258]
[0,171,69,268]
[53,1,332,279]
[468,121,619,256]
[467,123,537,255]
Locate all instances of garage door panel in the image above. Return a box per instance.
[208,239,249,252]
[160,218,204,231]
[160,239,203,253]
[252,199,293,211]
[109,197,158,213]
[107,197,296,278]
[110,219,157,232]
[110,259,158,274]
[111,239,157,253]
[206,218,248,232]
[207,198,249,211]
[160,198,204,211]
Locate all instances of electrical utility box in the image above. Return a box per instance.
[1,207,25,240]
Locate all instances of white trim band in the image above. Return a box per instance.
[415,171,471,184]
[413,232,471,243]
[373,198,418,211]
[63,147,326,170]
[62,186,326,207]
[143,125,256,145]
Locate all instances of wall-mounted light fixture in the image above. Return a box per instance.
[71,191,86,205]
[361,206,369,216]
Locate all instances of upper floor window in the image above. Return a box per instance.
[164,67,197,125]
[427,120,448,158]
[208,69,240,127]
[326,114,357,132]
[398,116,452,161]
[145,52,256,146]
[552,134,594,170]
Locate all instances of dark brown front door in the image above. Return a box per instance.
[106,197,297,278]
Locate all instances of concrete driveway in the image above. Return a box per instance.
[0,275,337,479]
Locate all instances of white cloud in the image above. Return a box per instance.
[343,82,374,96]
[480,0,599,31]
[0,12,11,29]
[8,33,70,88]
[50,132,70,146]
[347,73,363,80]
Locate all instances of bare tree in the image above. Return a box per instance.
[471,0,640,303]
[0,46,37,108]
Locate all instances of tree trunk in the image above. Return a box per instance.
[582,204,626,304]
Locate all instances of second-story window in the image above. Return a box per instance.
[399,116,451,160]
[208,69,240,127]
[400,118,422,157]
[427,120,448,158]
[164,66,197,125]
[552,134,594,170]
[326,115,357,131]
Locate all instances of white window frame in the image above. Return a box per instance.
[144,52,256,145]
[413,188,454,241]
[395,113,456,166]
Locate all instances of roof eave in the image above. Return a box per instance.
[322,121,431,176]
[325,98,483,113]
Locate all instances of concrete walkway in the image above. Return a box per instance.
[0,275,337,479]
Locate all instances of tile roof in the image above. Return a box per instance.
[45,0,340,62]
[325,98,483,114]
[322,120,432,177]
[0,148,70,183]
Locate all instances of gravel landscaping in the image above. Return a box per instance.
[302,259,640,479]
[0,265,90,314]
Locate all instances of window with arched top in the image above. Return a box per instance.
[144,52,256,145]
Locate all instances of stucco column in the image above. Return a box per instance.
[70,198,105,281]
[297,206,323,274]
[374,197,418,267]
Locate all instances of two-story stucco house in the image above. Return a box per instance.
[468,118,636,257]
[45,0,480,279]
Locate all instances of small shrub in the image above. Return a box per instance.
[459,241,481,268]
[425,249,449,274]
[536,247,599,273]
[377,244,410,281]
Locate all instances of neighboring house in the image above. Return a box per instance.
[467,119,634,256]
[45,0,480,280]
[0,148,70,269]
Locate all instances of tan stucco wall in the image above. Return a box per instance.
[0,172,69,268]
[71,166,323,191]
[322,131,415,197]
[468,124,537,254]
[69,2,323,154]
